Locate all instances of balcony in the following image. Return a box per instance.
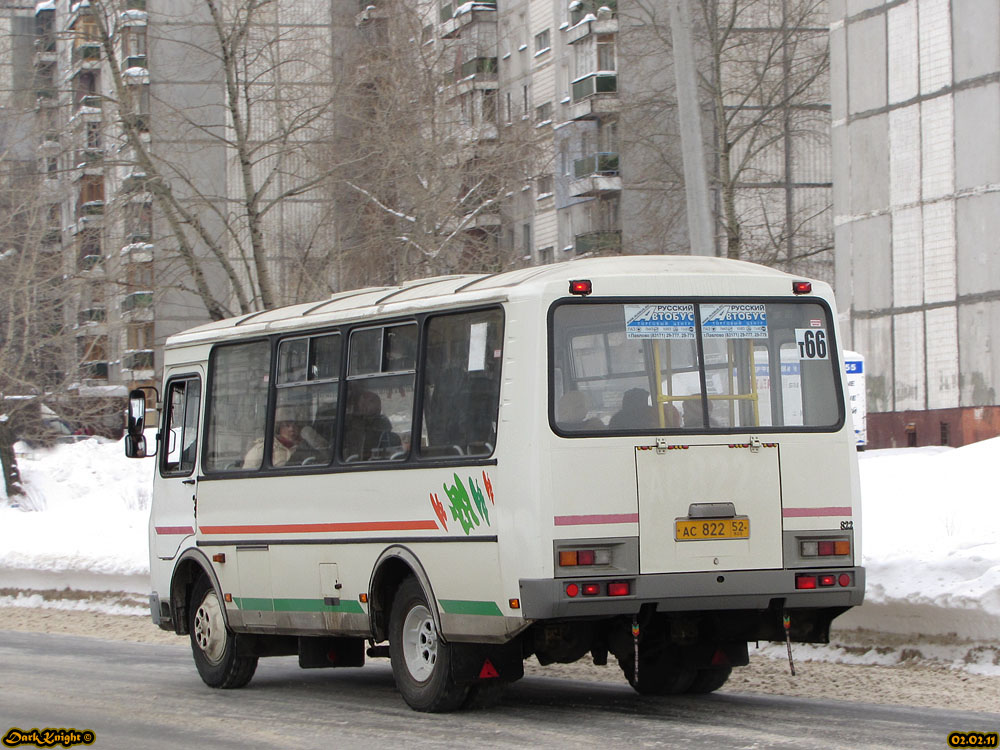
[74,148,103,168]
[78,200,105,217]
[121,241,154,263]
[439,0,496,39]
[572,72,617,102]
[568,72,619,120]
[574,152,619,178]
[570,152,622,197]
[567,0,618,42]
[80,361,109,380]
[78,307,107,326]
[34,35,57,63]
[574,229,621,255]
[78,253,104,272]
[122,349,155,372]
[121,290,153,314]
[72,41,101,66]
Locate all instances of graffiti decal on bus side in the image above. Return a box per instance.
[430,470,496,535]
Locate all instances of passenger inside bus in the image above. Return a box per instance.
[243,408,303,468]
[609,388,680,430]
[342,389,400,461]
[556,390,605,431]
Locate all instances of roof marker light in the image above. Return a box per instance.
[569,279,593,296]
[792,280,812,295]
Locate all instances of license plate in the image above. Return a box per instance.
[675,517,750,541]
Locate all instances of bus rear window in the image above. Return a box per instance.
[551,301,842,433]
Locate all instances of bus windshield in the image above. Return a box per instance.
[551,300,842,433]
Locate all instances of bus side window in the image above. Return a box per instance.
[420,309,504,458]
[162,377,200,475]
[342,323,416,463]
[204,340,271,472]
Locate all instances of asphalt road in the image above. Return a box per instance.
[1,630,996,749]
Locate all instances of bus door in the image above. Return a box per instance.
[151,368,203,560]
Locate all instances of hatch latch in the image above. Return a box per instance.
[749,436,762,453]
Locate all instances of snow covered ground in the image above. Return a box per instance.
[1,436,998,675]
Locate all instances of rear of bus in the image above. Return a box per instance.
[515,259,863,693]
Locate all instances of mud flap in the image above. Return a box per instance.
[449,640,524,686]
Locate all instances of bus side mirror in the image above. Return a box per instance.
[125,433,147,459]
[125,388,154,458]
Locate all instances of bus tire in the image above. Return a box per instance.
[621,644,696,696]
[686,666,732,694]
[189,575,258,689]
[388,577,468,712]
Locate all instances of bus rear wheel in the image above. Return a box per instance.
[686,666,732,694]
[189,575,258,689]
[388,577,468,712]
[620,638,696,696]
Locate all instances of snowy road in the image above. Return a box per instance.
[2,630,996,750]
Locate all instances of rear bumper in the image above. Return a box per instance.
[519,566,865,620]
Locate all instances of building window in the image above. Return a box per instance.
[483,89,497,124]
[539,246,554,264]
[534,29,550,55]
[505,91,512,124]
[522,84,529,115]
[535,101,552,124]
[127,322,155,351]
[537,174,553,197]
[522,223,532,255]
[123,28,146,58]
[127,261,154,289]
[597,34,616,71]
[86,121,102,150]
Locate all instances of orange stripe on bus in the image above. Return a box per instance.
[198,520,439,535]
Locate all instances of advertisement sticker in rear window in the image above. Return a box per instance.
[623,304,696,339]
[700,303,768,339]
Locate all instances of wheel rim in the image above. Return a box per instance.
[401,603,438,682]
[192,589,227,665]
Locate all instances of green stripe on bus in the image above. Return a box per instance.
[234,597,365,614]
[438,599,503,616]
[233,597,273,611]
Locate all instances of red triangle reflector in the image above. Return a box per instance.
[478,659,499,679]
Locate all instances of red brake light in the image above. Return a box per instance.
[607,581,630,597]
[795,574,817,590]
[792,281,812,295]
[581,583,600,596]
[565,583,579,597]
[569,279,593,296]
[817,541,836,556]
[819,574,837,587]
[577,550,596,566]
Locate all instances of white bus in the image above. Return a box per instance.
[126,256,863,711]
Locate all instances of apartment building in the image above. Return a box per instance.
[831,0,1000,447]
[26,0,337,394]
[414,0,833,276]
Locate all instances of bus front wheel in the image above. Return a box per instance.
[388,577,468,712]
[189,575,258,689]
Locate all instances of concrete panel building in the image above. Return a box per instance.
[831,0,1000,447]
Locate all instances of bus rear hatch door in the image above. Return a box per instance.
[636,442,782,574]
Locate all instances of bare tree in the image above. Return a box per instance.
[88,0,343,319]
[0,132,122,498]
[332,1,547,286]
[622,0,832,276]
